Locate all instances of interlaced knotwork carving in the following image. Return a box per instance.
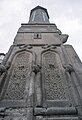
[42,51,68,100]
[4,51,32,100]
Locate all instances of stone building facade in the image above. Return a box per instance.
[0,6,82,120]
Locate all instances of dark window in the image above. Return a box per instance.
[34,33,41,39]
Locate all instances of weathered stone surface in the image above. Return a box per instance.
[4,51,32,100]
[42,51,69,100]
[36,116,80,120]
[29,6,49,23]
[34,107,77,115]
[0,5,82,120]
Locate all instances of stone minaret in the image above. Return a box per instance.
[0,6,82,120]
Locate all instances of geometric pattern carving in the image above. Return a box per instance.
[4,51,32,100]
[42,51,69,100]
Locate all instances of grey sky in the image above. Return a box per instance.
[0,0,82,60]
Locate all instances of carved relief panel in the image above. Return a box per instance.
[41,50,72,107]
[1,50,33,102]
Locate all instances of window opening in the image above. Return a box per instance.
[34,33,42,39]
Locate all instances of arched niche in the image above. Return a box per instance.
[1,50,33,101]
[41,50,72,107]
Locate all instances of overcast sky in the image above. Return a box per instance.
[0,0,82,61]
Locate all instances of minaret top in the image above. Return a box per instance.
[28,6,50,23]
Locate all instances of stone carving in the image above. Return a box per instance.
[5,61,11,70]
[4,51,32,100]
[0,64,6,75]
[0,107,28,119]
[61,34,69,43]
[0,62,11,76]
[32,64,41,74]
[42,44,56,49]
[34,107,77,116]
[19,44,32,49]
[63,64,74,74]
[42,51,68,100]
